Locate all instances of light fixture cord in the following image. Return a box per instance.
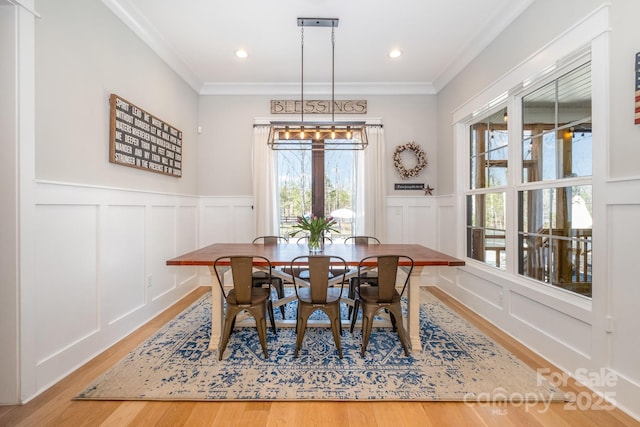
[331,22,335,122]
[301,25,304,123]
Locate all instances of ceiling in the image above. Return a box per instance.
[103,0,535,95]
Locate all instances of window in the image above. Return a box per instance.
[276,148,361,240]
[518,62,592,296]
[467,107,508,269]
[465,60,593,297]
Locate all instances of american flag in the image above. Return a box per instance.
[636,52,640,125]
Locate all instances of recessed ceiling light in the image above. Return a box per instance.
[235,49,249,59]
[388,49,402,59]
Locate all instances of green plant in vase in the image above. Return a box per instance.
[290,215,339,253]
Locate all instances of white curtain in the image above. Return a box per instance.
[253,122,385,240]
[363,125,387,241]
[252,125,278,236]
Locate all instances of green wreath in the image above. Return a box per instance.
[393,142,427,179]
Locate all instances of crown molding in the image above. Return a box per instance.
[102,0,202,93]
[199,81,436,96]
[432,0,535,92]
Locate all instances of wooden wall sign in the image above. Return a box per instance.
[109,94,182,177]
[270,100,367,114]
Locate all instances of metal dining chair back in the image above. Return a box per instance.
[349,254,413,357]
[290,255,348,358]
[345,236,381,318]
[344,236,381,245]
[251,236,288,318]
[213,255,277,360]
[252,235,288,244]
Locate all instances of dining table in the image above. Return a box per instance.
[166,242,465,353]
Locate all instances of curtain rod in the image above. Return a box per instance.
[253,123,383,128]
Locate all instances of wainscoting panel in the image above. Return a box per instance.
[202,205,230,245]
[431,177,640,419]
[29,181,200,396]
[385,205,404,243]
[148,206,178,300]
[457,269,504,310]
[101,205,146,325]
[510,291,592,358]
[233,205,255,243]
[34,204,99,364]
[437,196,458,256]
[408,205,434,247]
[608,204,640,383]
[175,206,198,286]
[385,196,437,246]
[200,196,254,245]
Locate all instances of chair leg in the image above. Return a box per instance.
[275,279,286,319]
[218,307,240,360]
[389,309,397,332]
[347,278,356,319]
[349,299,360,333]
[328,306,343,359]
[250,308,269,359]
[388,304,410,356]
[268,300,277,334]
[360,304,375,357]
[294,306,310,358]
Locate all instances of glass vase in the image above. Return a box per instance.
[308,232,323,254]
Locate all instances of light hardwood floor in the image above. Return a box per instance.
[1,286,638,427]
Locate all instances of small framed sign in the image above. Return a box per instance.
[395,183,424,190]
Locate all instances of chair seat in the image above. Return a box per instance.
[349,255,413,357]
[252,270,286,318]
[214,255,277,360]
[298,270,334,280]
[226,287,271,305]
[252,271,270,280]
[291,255,348,359]
[358,285,401,304]
[297,287,342,304]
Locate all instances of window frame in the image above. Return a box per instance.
[466,105,510,270]
[462,52,593,298]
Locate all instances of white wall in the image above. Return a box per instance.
[35,0,199,194]
[9,0,639,420]
[4,0,202,402]
[436,0,640,419]
[0,2,20,404]
[197,94,438,197]
[29,182,200,395]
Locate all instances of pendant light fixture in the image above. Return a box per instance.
[267,18,368,150]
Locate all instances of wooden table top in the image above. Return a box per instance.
[166,242,465,267]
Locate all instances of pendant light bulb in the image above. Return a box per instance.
[331,126,336,139]
[315,126,320,140]
[285,126,290,139]
[300,126,305,139]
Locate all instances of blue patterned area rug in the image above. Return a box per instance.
[76,288,564,401]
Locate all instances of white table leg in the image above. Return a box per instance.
[407,265,423,352]
[208,265,223,350]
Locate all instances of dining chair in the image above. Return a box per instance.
[344,236,381,319]
[213,255,277,360]
[295,235,333,245]
[343,236,381,245]
[252,235,288,318]
[349,255,413,357]
[295,236,334,280]
[290,255,348,358]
